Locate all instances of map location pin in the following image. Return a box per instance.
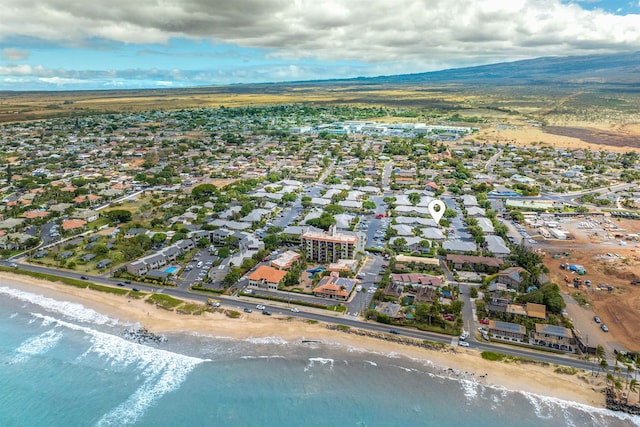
[428,200,446,225]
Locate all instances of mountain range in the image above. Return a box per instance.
[308,51,640,89]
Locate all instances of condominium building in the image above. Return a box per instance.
[300,227,364,263]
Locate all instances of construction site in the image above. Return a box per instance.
[526,216,640,353]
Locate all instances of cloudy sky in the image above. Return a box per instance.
[0,0,639,90]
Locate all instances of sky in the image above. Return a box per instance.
[0,0,639,91]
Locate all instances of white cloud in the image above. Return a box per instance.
[0,0,638,72]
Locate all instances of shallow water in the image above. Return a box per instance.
[0,284,637,426]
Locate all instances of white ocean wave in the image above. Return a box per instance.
[11,328,63,364]
[28,313,207,426]
[304,357,334,372]
[519,390,640,425]
[243,336,290,346]
[0,286,118,326]
[363,360,377,367]
[240,355,285,360]
[460,379,479,400]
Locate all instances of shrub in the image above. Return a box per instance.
[147,294,183,310]
[481,351,506,361]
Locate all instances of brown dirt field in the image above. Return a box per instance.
[476,124,640,153]
[544,125,640,150]
[539,226,640,352]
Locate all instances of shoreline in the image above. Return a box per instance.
[0,272,608,409]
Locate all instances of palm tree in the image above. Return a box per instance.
[627,379,638,404]
[600,359,609,377]
[595,345,606,376]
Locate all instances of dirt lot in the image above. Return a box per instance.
[535,218,640,352]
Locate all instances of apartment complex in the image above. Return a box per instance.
[300,227,364,263]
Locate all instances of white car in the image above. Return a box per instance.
[256,304,266,310]
[290,308,300,313]
[459,341,470,347]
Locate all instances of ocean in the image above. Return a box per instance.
[0,284,638,427]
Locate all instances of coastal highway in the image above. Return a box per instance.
[0,260,609,375]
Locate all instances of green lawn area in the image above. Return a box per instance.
[146,293,184,310]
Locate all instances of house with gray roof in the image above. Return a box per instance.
[485,235,510,258]
[442,240,477,253]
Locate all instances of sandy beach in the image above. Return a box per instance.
[1,272,608,408]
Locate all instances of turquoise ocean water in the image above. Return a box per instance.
[0,284,638,427]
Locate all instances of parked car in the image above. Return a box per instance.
[262,310,272,316]
[594,316,601,323]
[243,308,253,313]
[601,324,609,332]
[479,318,490,325]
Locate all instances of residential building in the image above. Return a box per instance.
[375,301,404,319]
[391,273,443,287]
[530,324,576,352]
[271,250,301,270]
[247,265,287,291]
[494,267,527,288]
[301,227,363,263]
[488,320,527,343]
[312,272,356,300]
[62,219,87,231]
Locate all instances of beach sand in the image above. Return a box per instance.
[1,272,607,408]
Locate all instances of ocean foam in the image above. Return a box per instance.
[460,379,479,400]
[243,336,290,345]
[28,314,206,426]
[0,286,119,326]
[304,357,334,372]
[518,390,640,425]
[11,328,63,364]
[363,360,377,367]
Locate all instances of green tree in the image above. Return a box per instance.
[94,243,109,255]
[223,269,241,287]
[152,233,167,244]
[105,209,132,223]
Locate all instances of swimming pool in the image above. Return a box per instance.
[164,266,179,273]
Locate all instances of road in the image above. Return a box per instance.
[485,149,503,180]
[381,161,393,190]
[0,260,621,374]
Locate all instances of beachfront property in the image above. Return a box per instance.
[529,324,577,353]
[247,265,287,291]
[301,227,364,263]
[312,272,356,300]
[488,320,527,343]
[126,239,195,276]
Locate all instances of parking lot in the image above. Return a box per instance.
[177,248,219,289]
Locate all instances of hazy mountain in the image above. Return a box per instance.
[329,51,640,88]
